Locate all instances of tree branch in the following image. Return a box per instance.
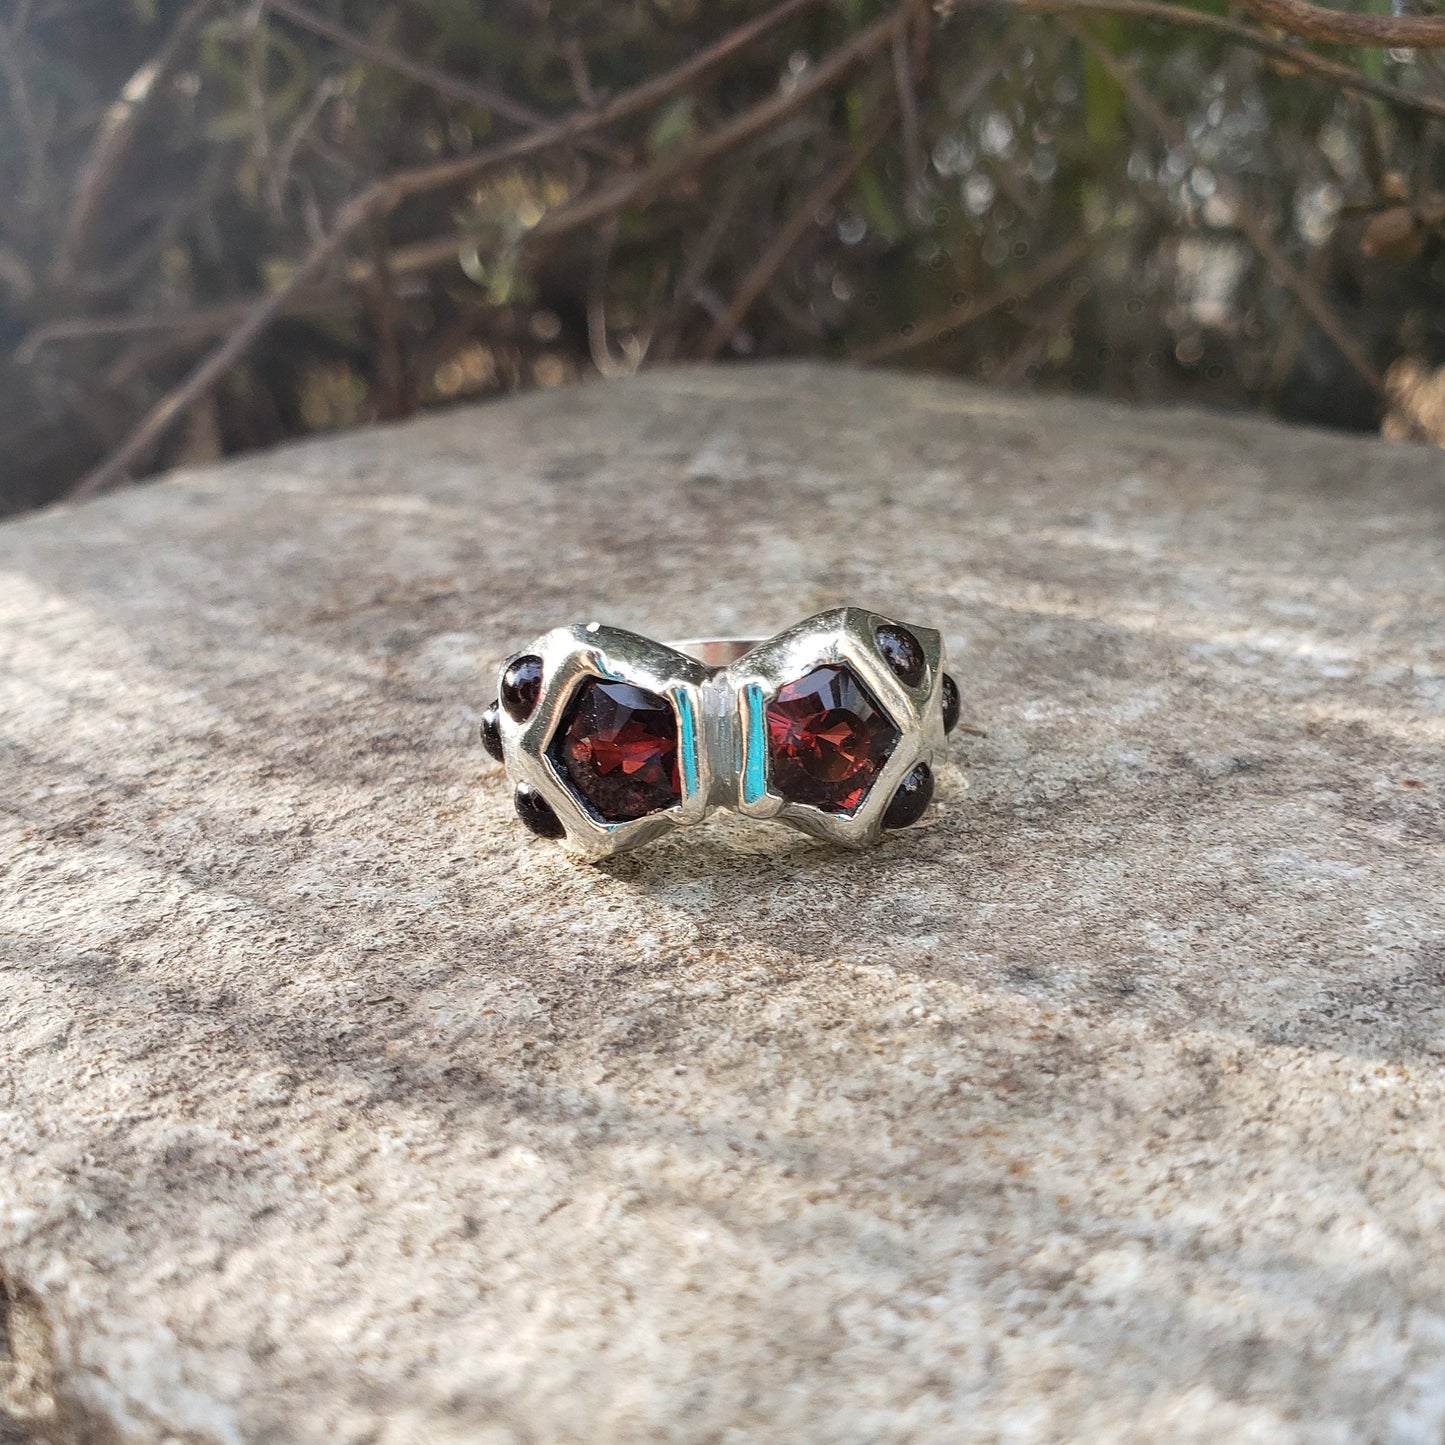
[1066,19,1400,420]
[962,0,1445,120]
[62,0,838,499]
[525,9,908,245]
[852,236,1089,362]
[701,113,895,360]
[964,0,1445,47]
[1239,0,1445,48]
[999,0,1445,117]
[264,0,627,164]
[52,0,216,286]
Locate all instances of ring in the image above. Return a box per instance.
[479,606,961,859]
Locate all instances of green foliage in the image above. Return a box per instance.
[648,96,697,156]
[1358,0,1394,84]
[201,18,312,142]
[1080,18,1126,150]
[1,0,1443,513]
[855,165,904,244]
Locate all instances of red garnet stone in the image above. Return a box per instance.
[766,664,899,814]
[549,678,682,822]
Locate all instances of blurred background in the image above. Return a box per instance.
[3,0,1445,514]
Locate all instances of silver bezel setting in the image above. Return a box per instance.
[497,622,713,861]
[492,608,950,859]
[723,607,946,847]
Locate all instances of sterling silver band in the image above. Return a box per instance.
[480,606,959,860]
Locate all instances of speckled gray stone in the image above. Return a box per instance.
[1,363,1442,1445]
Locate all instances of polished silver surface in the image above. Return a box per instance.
[493,607,951,859]
[668,638,765,668]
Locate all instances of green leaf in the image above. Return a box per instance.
[647,95,695,156]
[855,165,904,244]
[1358,0,1392,82]
[1359,45,1386,83]
[1081,19,1126,151]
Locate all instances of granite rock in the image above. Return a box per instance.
[0,363,1442,1444]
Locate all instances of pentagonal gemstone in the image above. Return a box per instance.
[765,664,899,814]
[549,679,681,822]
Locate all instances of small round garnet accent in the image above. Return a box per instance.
[549,678,681,822]
[501,655,544,722]
[766,664,899,814]
[515,783,565,838]
[883,761,934,829]
[941,673,960,735]
[875,622,926,687]
[480,700,503,760]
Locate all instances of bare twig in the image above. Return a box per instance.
[1239,0,1445,47]
[265,0,627,164]
[956,0,1445,121]
[52,0,214,284]
[892,28,925,202]
[1067,21,1400,418]
[66,0,827,498]
[272,74,345,204]
[525,9,910,244]
[562,38,600,108]
[25,221,529,360]
[34,7,904,379]
[283,0,824,219]
[67,223,355,498]
[20,296,342,356]
[966,0,1445,46]
[244,1,285,218]
[1263,243,1330,407]
[365,215,413,419]
[267,0,554,129]
[852,236,1089,362]
[586,217,648,378]
[994,285,1083,383]
[701,112,895,359]
[33,12,904,380]
[0,6,55,222]
[654,167,751,359]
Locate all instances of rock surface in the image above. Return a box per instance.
[0,363,1442,1444]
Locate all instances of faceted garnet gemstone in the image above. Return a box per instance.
[941,673,961,735]
[883,761,934,829]
[874,622,927,687]
[501,655,544,722]
[480,700,504,761]
[549,678,682,823]
[766,664,899,814]
[515,783,565,839]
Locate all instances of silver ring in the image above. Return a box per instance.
[479,606,962,860]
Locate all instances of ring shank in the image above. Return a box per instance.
[667,638,765,668]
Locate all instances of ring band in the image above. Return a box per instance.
[480,606,961,859]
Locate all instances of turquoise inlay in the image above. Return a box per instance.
[741,682,768,804]
[674,688,700,799]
